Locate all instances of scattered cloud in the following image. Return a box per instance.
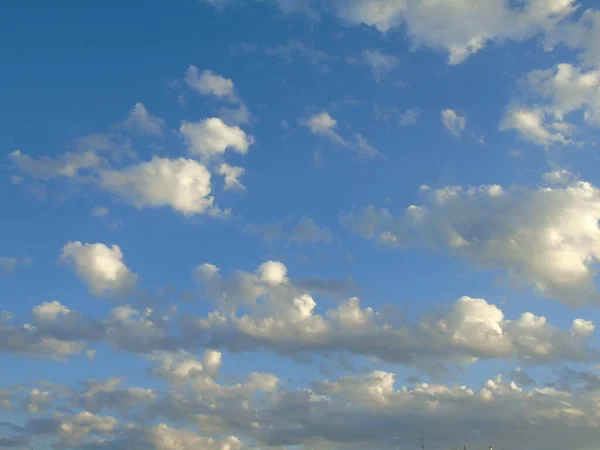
[180,118,253,160]
[441,109,466,138]
[362,49,399,81]
[217,163,245,191]
[100,157,217,216]
[305,112,383,159]
[121,102,165,137]
[9,150,101,180]
[341,176,600,306]
[60,241,138,297]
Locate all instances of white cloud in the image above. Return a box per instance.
[332,0,578,64]
[306,112,344,144]
[60,241,138,297]
[100,157,216,215]
[362,49,399,81]
[502,63,600,146]
[9,150,101,179]
[150,424,242,450]
[192,280,596,372]
[500,106,571,146]
[257,261,288,286]
[122,102,165,136]
[184,66,251,124]
[543,168,574,185]
[341,178,600,305]
[305,112,383,159]
[180,118,253,160]
[184,66,236,100]
[441,109,466,137]
[217,163,245,191]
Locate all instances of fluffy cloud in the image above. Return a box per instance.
[441,109,466,138]
[500,105,571,146]
[188,262,596,372]
[122,102,165,136]
[332,0,578,64]
[184,66,235,100]
[306,111,344,144]
[100,157,216,215]
[217,163,245,191]
[180,118,253,160]
[60,242,138,297]
[341,177,600,305]
[501,63,600,145]
[9,150,101,179]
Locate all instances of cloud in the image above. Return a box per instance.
[91,206,109,217]
[362,49,399,81]
[122,102,165,136]
[501,63,600,146]
[9,150,101,179]
[398,108,421,126]
[332,0,578,64]
[341,177,600,306]
[217,163,245,191]
[244,215,332,245]
[0,307,86,360]
[180,118,253,160]
[305,112,383,159]
[500,106,571,146]
[545,8,600,70]
[185,66,235,99]
[441,109,466,137]
[60,242,138,297]
[184,66,250,124]
[306,112,344,144]
[100,157,217,215]
[0,257,17,274]
[188,261,597,372]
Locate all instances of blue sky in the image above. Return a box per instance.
[3,0,600,449]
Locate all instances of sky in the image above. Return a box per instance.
[2,0,600,448]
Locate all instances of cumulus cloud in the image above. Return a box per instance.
[502,63,600,146]
[306,111,344,144]
[184,66,236,100]
[188,262,597,372]
[122,102,165,136]
[217,163,245,191]
[332,0,578,64]
[0,257,17,274]
[9,150,101,179]
[100,157,217,215]
[441,109,466,137]
[60,242,138,297]
[341,178,600,305]
[180,118,253,160]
